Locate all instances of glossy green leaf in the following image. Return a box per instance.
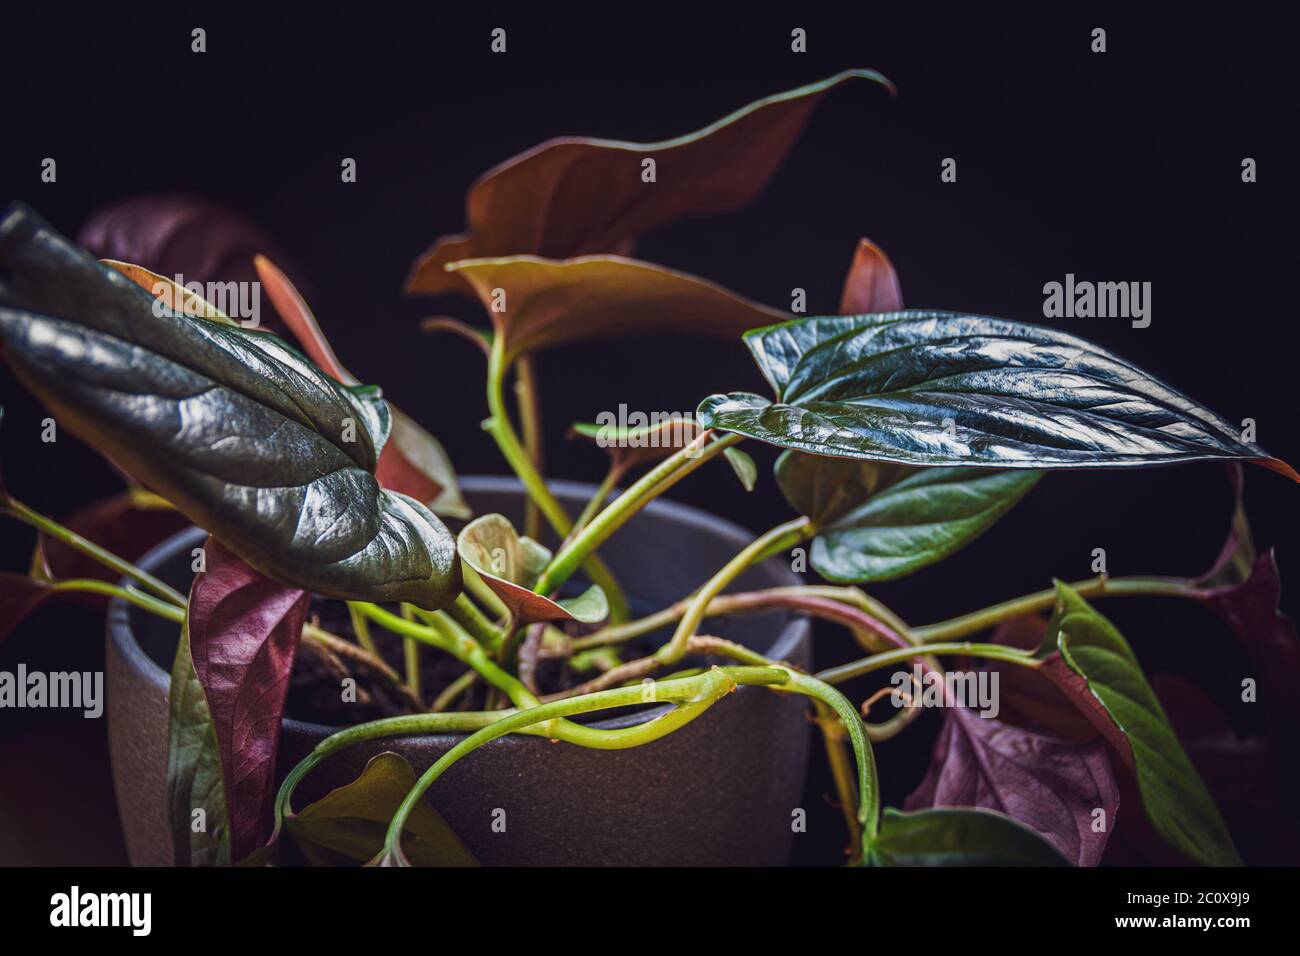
[775,451,1039,581]
[165,622,231,867]
[288,752,476,867]
[698,311,1298,479]
[863,807,1070,866]
[448,255,784,362]
[457,513,607,625]
[408,70,892,297]
[0,204,461,608]
[1036,583,1241,866]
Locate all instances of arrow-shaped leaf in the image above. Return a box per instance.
[0,204,461,608]
[1035,582,1241,866]
[699,311,1297,479]
[775,451,1039,582]
[408,70,892,297]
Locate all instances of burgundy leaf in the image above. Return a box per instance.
[0,573,55,643]
[187,537,309,862]
[839,238,903,314]
[1190,463,1300,796]
[77,195,301,322]
[1196,550,1299,790]
[904,705,1119,865]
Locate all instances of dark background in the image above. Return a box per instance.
[1,9,1295,865]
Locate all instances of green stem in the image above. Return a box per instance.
[817,641,1040,686]
[914,574,1198,644]
[813,701,863,858]
[515,356,545,541]
[347,602,378,655]
[483,339,629,621]
[4,498,186,606]
[353,602,534,708]
[270,665,789,856]
[51,579,185,622]
[534,430,744,598]
[780,670,879,843]
[380,666,790,864]
[431,669,478,712]
[569,463,624,540]
[400,604,421,699]
[445,594,503,651]
[656,517,815,665]
[462,564,509,620]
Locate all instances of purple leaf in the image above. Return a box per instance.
[904,705,1119,865]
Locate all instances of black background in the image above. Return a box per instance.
[1,8,1296,866]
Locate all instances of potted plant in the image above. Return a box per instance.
[1,70,1294,867]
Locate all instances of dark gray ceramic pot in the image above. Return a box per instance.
[107,477,811,866]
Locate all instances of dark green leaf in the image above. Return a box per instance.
[698,311,1297,479]
[165,622,231,867]
[0,204,461,608]
[1036,583,1241,866]
[775,451,1039,581]
[408,70,892,297]
[288,752,476,867]
[863,807,1071,866]
[457,513,607,625]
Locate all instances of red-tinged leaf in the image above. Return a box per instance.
[102,260,238,325]
[904,704,1119,866]
[984,615,1101,742]
[408,70,893,297]
[839,238,903,314]
[0,573,55,643]
[1187,465,1300,795]
[34,492,189,601]
[448,255,785,362]
[187,537,310,862]
[456,514,607,625]
[77,194,296,306]
[253,255,469,518]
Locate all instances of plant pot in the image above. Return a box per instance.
[106,477,812,866]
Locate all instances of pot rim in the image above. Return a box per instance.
[107,475,810,742]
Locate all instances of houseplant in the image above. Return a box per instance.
[1,69,1295,867]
